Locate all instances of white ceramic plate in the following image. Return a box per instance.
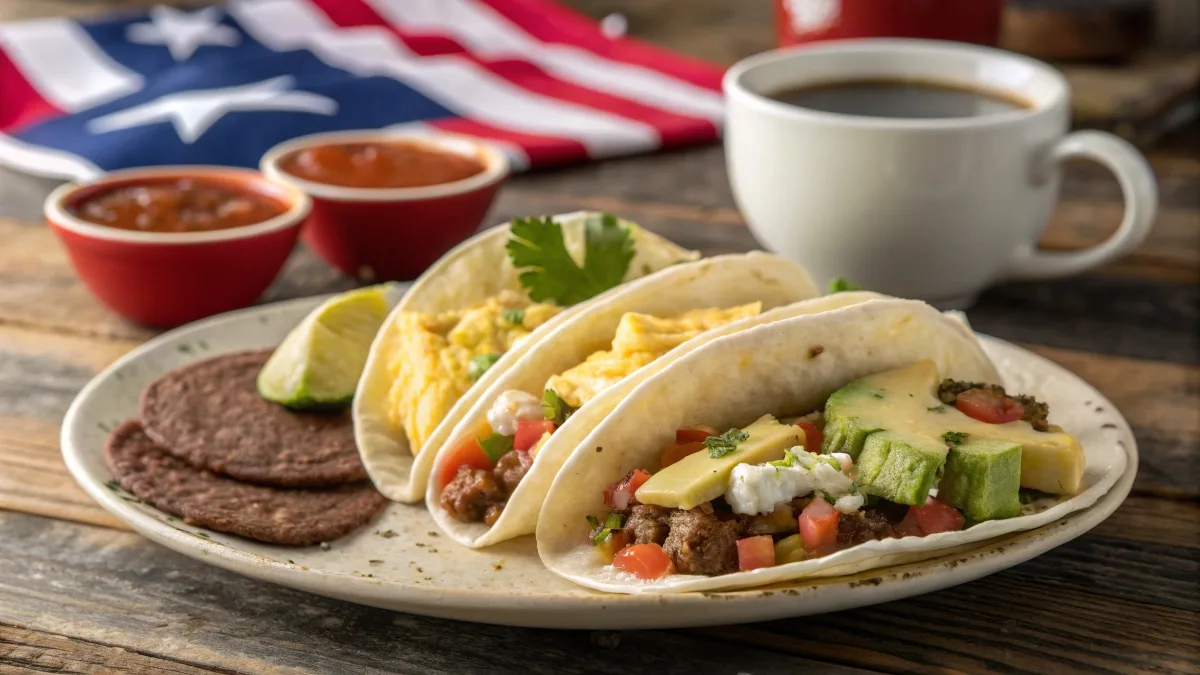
[62,295,1137,629]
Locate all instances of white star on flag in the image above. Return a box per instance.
[126,6,241,61]
[87,76,338,144]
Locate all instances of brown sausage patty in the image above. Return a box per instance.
[105,420,386,546]
[140,350,364,487]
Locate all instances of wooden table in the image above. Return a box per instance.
[2,2,1198,674]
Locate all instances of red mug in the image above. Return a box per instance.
[776,0,1005,47]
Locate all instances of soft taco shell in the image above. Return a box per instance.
[427,253,830,547]
[536,298,1007,594]
[355,212,698,503]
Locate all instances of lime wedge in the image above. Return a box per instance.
[258,283,400,409]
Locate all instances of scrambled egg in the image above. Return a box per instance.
[386,291,560,453]
[545,303,761,408]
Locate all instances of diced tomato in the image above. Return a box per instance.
[955,388,1024,425]
[737,535,777,571]
[895,497,966,538]
[593,529,629,564]
[514,420,556,452]
[660,441,705,468]
[796,420,824,454]
[675,424,720,444]
[438,435,493,487]
[603,469,653,510]
[799,497,839,555]
[613,543,674,579]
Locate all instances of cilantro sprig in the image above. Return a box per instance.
[942,431,970,446]
[506,213,635,306]
[478,432,514,462]
[705,428,749,458]
[829,278,861,293]
[542,389,575,425]
[468,354,502,382]
[501,308,525,326]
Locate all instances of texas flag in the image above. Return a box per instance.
[0,0,724,180]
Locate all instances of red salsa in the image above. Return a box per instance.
[281,141,487,189]
[71,178,288,233]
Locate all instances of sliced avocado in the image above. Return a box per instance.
[822,360,1084,495]
[634,415,802,510]
[939,438,1023,521]
[855,431,946,505]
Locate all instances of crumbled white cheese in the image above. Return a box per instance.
[829,452,854,474]
[834,494,865,514]
[725,447,863,515]
[727,464,814,515]
[486,390,542,436]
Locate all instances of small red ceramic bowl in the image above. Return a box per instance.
[260,130,509,281]
[44,166,310,327]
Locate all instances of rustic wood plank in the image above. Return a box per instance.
[971,276,1199,365]
[0,512,880,675]
[0,415,127,531]
[0,624,228,675]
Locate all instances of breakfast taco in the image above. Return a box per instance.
[536,299,1087,593]
[354,212,698,503]
[426,255,846,547]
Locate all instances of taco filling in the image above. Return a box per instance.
[439,303,763,525]
[584,360,1084,580]
[385,292,561,453]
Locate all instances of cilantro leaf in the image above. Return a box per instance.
[506,213,634,306]
[829,278,861,293]
[501,308,524,326]
[478,432,514,462]
[704,428,749,458]
[468,354,502,382]
[942,431,969,446]
[542,389,575,425]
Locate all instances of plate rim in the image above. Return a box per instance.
[60,297,1139,628]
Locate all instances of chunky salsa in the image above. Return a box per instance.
[281,141,487,189]
[71,178,288,233]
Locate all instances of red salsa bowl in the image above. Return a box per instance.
[44,166,310,327]
[260,130,509,282]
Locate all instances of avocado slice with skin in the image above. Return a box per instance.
[939,438,1023,521]
[634,415,802,510]
[822,360,1084,495]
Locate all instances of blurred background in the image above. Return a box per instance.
[2,0,1197,222]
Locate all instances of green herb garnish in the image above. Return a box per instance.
[506,213,634,306]
[942,431,969,445]
[468,353,502,381]
[927,405,947,413]
[501,308,525,326]
[587,512,625,545]
[829,278,861,293]
[479,432,514,462]
[542,389,575,425]
[704,428,749,458]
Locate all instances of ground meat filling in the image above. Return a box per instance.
[836,509,894,548]
[938,379,1051,431]
[623,504,671,545]
[441,449,532,525]
[663,507,740,576]
[440,466,504,523]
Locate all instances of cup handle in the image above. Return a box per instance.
[1000,130,1158,281]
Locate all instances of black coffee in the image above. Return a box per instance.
[769,79,1032,119]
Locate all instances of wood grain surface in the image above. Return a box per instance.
[0,0,1197,673]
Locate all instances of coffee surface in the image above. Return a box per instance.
[769,79,1031,119]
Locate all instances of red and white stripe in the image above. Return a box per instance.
[0,0,725,175]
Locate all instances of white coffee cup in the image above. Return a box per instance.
[724,39,1157,306]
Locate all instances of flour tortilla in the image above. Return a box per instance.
[427,253,832,547]
[537,298,1013,594]
[354,212,698,503]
